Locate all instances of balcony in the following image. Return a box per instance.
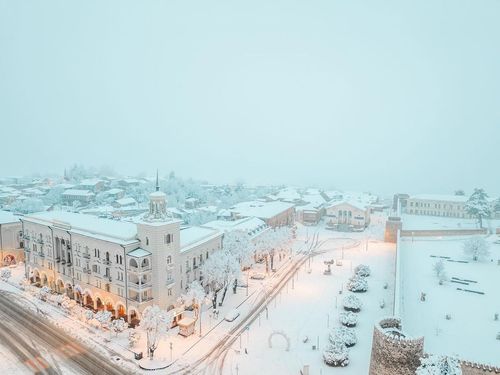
[82,253,90,259]
[55,257,60,263]
[66,262,72,267]
[128,266,152,273]
[106,275,112,282]
[128,280,152,291]
[39,253,45,258]
[166,279,175,286]
[103,259,111,265]
[84,269,91,274]
[128,296,153,303]
[61,259,66,265]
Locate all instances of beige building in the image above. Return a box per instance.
[406,194,471,218]
[325,201,370,230]
[22,182,222,324]
[229,201,295,228]
[0,211,24,266]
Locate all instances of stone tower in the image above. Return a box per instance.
[369,317,424,375]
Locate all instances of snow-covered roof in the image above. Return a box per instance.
[0,210,20,225]
[409,194,468,203]
[23,211,138,245]
[79,178,103,186]
[115,197,137,206]
[104,188,124,195]
[62,189,94,197]
[229,201,295,219]
[180,226,222,252]
[149,191,166,198]
[127,248,151,258]
[326,200,368,211]
[204,217,267,236]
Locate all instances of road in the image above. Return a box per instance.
[0,291,129,375]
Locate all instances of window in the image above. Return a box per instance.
[167,255,172,265]
[168,288,172,296]
[146,237,149,245]
[119,255,123,265]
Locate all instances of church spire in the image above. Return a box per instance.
[155,169,159,192]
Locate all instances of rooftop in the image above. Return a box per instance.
[230,201,295,219]
[24,211,138,244]
[62,189,94,197]
[0,210,20,225]
[180,226,222,252]
[409,194,469,202]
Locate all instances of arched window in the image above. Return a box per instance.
[129,258,138,268]
[141,258,149,268]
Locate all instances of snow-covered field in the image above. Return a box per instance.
[221,217,397,374]
[399,236,500,366]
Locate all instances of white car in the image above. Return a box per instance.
[224,309,240,322]
[250,272,266,280]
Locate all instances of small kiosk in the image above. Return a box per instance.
[178,317,196,337]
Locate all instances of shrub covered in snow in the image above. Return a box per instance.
[323,342,349,367]
[343,294,362,312]
[354,264,371,277]
[111,318,128,336]
[329,326,357,347]
[0,268,11,281]
[462,237,490,261]
[416,354,462,375]
[339,312,358,327]
[347,276,368,293]
[37,286,51,301]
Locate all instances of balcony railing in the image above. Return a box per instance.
[128,296,153,303]
[82,253,90,259]
[103,259,111,265]
[55,257,60,263]
[39,253,45,258]
[166,279,175,286]
[128,266,152,273]
[61,259,66,264]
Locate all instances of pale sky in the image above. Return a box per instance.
[1,0,499,196]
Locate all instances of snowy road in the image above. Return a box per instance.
[0,291,128,375]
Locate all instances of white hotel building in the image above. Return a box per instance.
[21,185,222,323]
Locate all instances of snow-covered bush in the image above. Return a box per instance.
[329,326,357,347]
[347,276,368,293]
[111,318,127,336]
[84,310,94,322]
[416,354,462,375]
[354,264,370,277]
[323,342,349,367]
[343,294,362,312]
[0,268,11,282]
[339,312,358,327]
[37,286,51,301]
[128,330,140,348]
[462,237,490,261]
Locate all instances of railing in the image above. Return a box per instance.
[82,253,90,259]
[166,279,175,286]
[66,262,72,267]
[61,259,66,264]
[128,296,153,303]
[103,259,111,265]
[128,266,152,273]
[55,257,60,262]
[106,276,112,282]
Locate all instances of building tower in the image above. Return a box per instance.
[136,171,182,310]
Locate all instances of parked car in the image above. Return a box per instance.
[224,309,240,322]
[250,272,266,280]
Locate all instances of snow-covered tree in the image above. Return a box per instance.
[111,318,128,337]
[433,260,447,284]
[201,250,240,308]
[182,280,206,320]
[0,268,11,282]
[463,237,490,261]
[416,354,462,375]
[223,230,253,268]
[342,294,362,312]
[95,310,112,330]
[465,188,490,228]
[323,341,349,367]
[140,305,171,360]
[11,198,44,214]
[128,330,141,348]
[84,310,94,323]
[329,326,357,347]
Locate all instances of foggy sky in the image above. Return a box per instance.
[1,0,499,196]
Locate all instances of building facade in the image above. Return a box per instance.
[325,201,370,230]
[22,184,222,323]
[406,194,471,218]
[0,211,24,266]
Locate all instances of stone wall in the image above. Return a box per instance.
[461,361,500,374]
[368,317,424,375]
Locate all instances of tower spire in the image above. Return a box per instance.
[155,169,159,192]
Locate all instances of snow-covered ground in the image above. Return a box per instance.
[401,213,500,232]
[220,216,397,374]
[399,235,500,366]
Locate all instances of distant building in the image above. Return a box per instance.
[0,211,24,265]
[325,201,370,230]
[77,179,105,193]
[406,194,471,218]
[62,189,95,205]
[229,201,295,227]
